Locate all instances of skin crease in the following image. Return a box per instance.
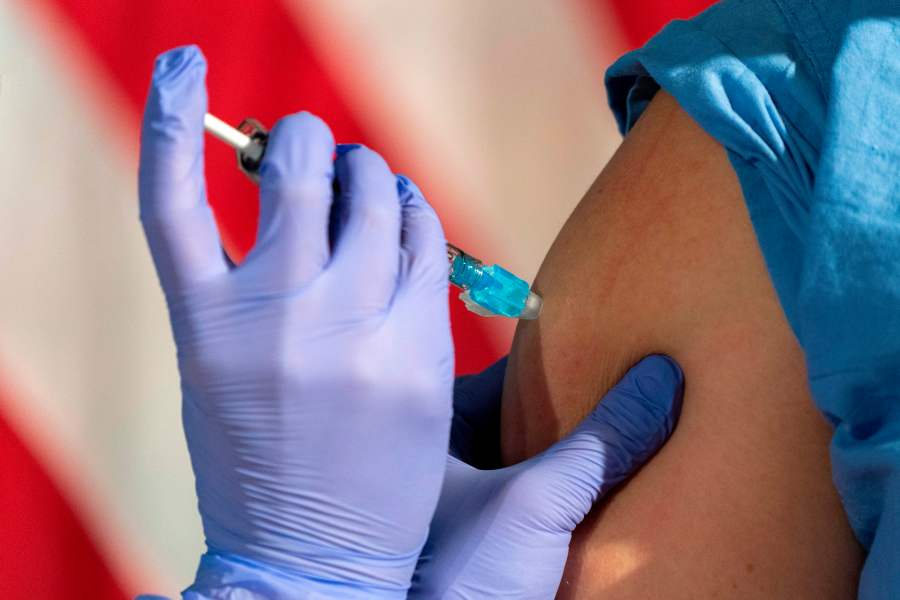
[501,91,863,598]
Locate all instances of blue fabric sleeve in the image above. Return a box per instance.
[605,1,900,596]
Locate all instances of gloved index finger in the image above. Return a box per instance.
[139,45,228,296]
[395,174,448,291]
[328,145,401,311]
[450,356,509,468]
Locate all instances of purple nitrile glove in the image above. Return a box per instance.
[410,354,684,599]
[139,45,453,599]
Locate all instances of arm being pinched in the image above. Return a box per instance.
[502,91,863,598]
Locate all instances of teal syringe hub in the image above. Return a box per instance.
[449,254,535,318]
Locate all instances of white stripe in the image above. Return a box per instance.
[286,0,628,283]
[0,1,201,593]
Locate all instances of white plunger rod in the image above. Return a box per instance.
[204,113,252,150]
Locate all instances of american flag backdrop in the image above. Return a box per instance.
[0,1,713,597]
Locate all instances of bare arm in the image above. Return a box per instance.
[501,91,862,598]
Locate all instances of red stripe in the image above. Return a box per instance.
[0,403,128,600]
[40,0,501,374]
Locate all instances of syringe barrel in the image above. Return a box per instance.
[447,245,484,289]
[204,113,542,319]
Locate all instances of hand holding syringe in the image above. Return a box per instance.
[204,113,542,320]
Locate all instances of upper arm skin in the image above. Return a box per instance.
[501,92,862,598]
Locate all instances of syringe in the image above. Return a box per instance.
[203,113,542,320]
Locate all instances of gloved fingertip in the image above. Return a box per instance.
[396,174,423,206]
[336,143,362,157]
[262,112,336,182]
[632,354,684,433]
[152,45,207,89]
[144,46,207,143]
[333,144,394,186]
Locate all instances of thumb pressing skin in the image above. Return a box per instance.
[538,355,684,529]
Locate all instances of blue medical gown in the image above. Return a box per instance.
[605,1,900,595]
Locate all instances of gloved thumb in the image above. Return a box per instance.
[536,355,683,530]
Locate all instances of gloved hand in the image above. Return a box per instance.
[139,46,454,599]
[410,354,684,599]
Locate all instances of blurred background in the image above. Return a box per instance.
[0,0,712,597]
